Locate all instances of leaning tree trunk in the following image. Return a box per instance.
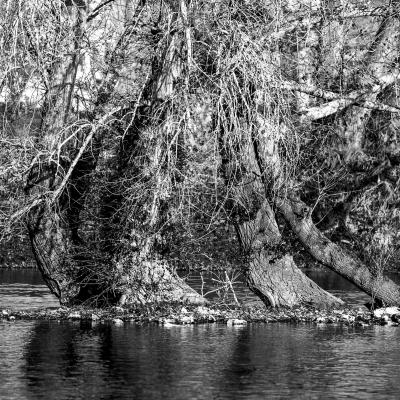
[276,195,400,306]
[250,91,400,307]
[216,98,343,308]
[237,201,343,308]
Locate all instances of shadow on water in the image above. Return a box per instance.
[8,320,399,400]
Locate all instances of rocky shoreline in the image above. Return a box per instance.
[2,302,400,328]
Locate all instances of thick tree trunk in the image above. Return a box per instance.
[277,195,400,306]
[237,201,343,308]
[247,253,342,308]
[217,105,343,308]
[99,0,205,306]
[114,246,206,305]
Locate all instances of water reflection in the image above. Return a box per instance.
[3,321,395,399]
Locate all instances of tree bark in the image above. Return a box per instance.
[276,195,400,306]
[216,101,343,308]
[101,0,205,305]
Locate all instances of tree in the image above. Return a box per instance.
[2,0,400,308]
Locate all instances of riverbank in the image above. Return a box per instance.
[2,302,400,328]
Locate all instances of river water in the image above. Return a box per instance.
[1,269,400,399]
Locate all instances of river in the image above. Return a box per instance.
[1,269,400,399]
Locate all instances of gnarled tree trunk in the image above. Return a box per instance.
[99,0,205,306]
[216,98,343,308]
[276,195,400,306]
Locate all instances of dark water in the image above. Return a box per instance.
[2,320,400,399]
[2,269,400,399]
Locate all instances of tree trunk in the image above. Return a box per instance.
[25,3,89,304]
[216,104,343,308]
[237,201,343,308]
[99,0,205,305]
[276,195,400,306]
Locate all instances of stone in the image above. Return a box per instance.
[179,315,194,324]
[161,318,177,325]
[227,319,247,326]
[2,310,9,317]
[340,314,355,323]
[8,316,15,321]
[195,306,209,315]
[112,318,124,326]
[373,307,400,318]
[67,311,81,320]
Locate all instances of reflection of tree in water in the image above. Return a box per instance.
[215,324,342,398]
[23,321,212,399]
[23,321,400,399]
[23,321,124,399]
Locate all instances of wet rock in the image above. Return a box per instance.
[179,315,194,324]
[373,307,400,319]
[340,314,355,323]
[2,310,9,317]
[67,311,81,320]
[227,318,247,326]
[194,306,209,315]
[112,318,124,326]
[160,318,177,325]
[8,316,15,321]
